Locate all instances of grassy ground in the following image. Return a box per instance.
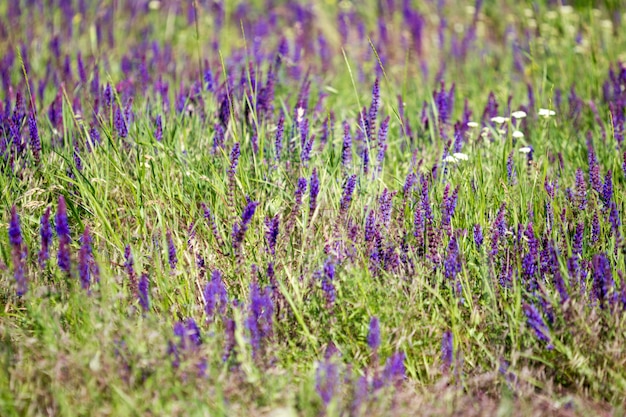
[1,0,626,415]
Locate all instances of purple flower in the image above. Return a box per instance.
[602,170,613,206]
[232,199,259,256]
[320,259,337,308]
[441,330,453,373]
[204,270,228,321]
[114,105,128,138]
[138,273,150,312]
[39,207,53,267]
[309,168,319,219]
[575,168,587,210]
[247,282,274,358]
[368,78,380,140]
[28,112,40,164]
[56,196,71,273]
[155,115,163,142]
[264,215,280,256]
[444,236,461,280]
[506,151,515,184]
[591,211,600,244]
[227,143,241,213]
[201,203,225,249]
[78,226,93,291]
[9,206,27,296]
[167,229,177,270]
[339,175,357,217]
[592,253,614,308]
[522,303,553,349]
[316,359,339,406]
[573,222,584,257]
[367,316,381,351]
[275,114,284,160]
[473,224,483,248]
[124,245,138,296]
[341,121,352,167]
[382,351,406,386]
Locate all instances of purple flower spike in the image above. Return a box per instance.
[316,359,339,406]
[522,303,553,349]
[39,207,53,268]
[367,316,381,351]
[247,282,274,358]
[155,115,163,142]
[473,224,483,248]
[138,273,150,312]
[9,206,27,296]
[441,330,453,373]
[341,121,352,167]
[28,112,41,164]
[167,229,177,270]
[78,226,93,291]
[382,351,406,386]
[232,200,259,256]
[264,215,280,256]
[339,175,357,217]
[124,245,138,296]
[56,196,71,273]
[309,168,319,219]
[204,269,228,321]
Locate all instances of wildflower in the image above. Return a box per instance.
[467,121,479,128]
[602,170,613,206]
[592,253,614,308]
[232,199,259,256]
[538,108,556,117]
[452,152,468,161]
[309,168,319,218]
[339,175,357,217]
[56,195,71,273]
[9,206,27,296]
[124,245,138,296]
[167,229,177,270]
[519,146,532,153]
[138,273,150,312]
[511,110,527,119]
[522,303,553,349]
[28,112,41,164]
[341,121,352,167]
[264,215,280,255]
[512,130,524,139]
[78,226,93,291]
[321,259,336,307]
[155,115,163,142]
[368,78,380,140]
[204,270,228,321]
[490,116,509,124]
[382,351,406,386]
[275,114,284,160]
[367,317,381,351]
[316,359,339,406]
[441,330,453,373]
[473,224,483,248]
[39,207,52,267]
[443,155,457,163]
[247,282,274,358]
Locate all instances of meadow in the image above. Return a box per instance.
[1,0,626,415]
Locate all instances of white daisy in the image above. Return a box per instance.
[512,130,525,138]
[511,111,527,119]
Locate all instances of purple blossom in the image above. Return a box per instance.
[309,168,319,218]
[28,112,40,164]
[522,303,553,349]
[316,359,339,406]
[368,78,380,140]
[56,196,71,273]
[592,253,614,308]
[201,203,225,249]
[39,207,52,268]
[473,224,483,248]
[227,143,240,213]
[341,121,352,167]
[204,270,228,321]
[382,351,406,386]
[573,222,584,257]
[264,215,280,256]
[441,330,453,373]
[275,114,284,160]
[78,226,93,291]
[377,116,390,171]
[339,175,357,217]
[321,259,336,307]
[124,245,138,296]
[367,316,381,351]
[155,115,163,142]
[232,200,259,256]
[114,105,128,138]
[138,273,150,312]
[602,170,613,206]
[167,229,177,270]
[575,168,587,211]
[9,206,27,296]
[247,282,274,358]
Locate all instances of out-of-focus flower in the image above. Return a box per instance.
[511,110,527,119]
[538,108,556,117]
[512,130,524,138]
[490,116,509,124]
